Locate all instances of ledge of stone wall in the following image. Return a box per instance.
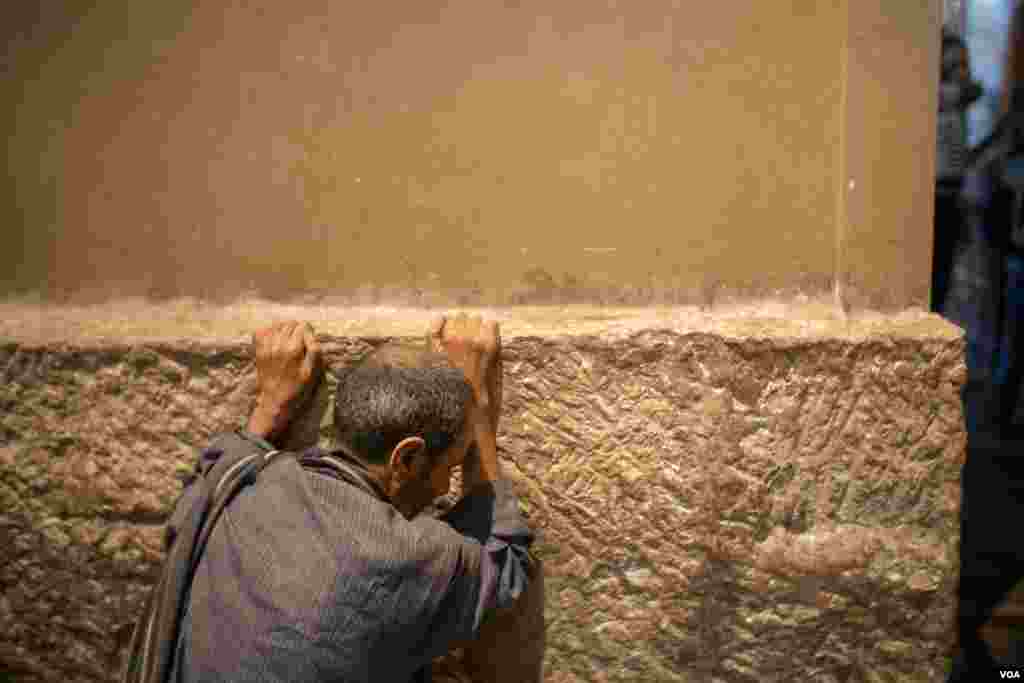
[0,303,965,682]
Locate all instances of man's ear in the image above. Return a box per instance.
[389,437,427,479]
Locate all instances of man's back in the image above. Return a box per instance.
[128,316,535,683]
[174,451,495,683]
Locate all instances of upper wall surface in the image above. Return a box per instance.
[841,0,942,311]
[2,1,940,309]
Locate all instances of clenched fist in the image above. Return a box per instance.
[427,313,503,433]
[247,321,323,446]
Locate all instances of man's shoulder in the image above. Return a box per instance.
[230,456,471,565]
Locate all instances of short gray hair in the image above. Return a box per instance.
[332,343,472,464]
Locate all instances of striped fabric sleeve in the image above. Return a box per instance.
[435,480,536,630]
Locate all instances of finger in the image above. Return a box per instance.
[303,323,320,355]
[253,325,272,346]
[427,315,446,351]
[452,312,469,337]
[289,320,307,349]
[276,321,300,351]
[461,312,479,343]
[302,324,321,373]
[254,327,276,360]
[287,321,305,356]
[467,315,486,349]
[484,320,500,354]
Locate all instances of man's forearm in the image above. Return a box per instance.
[246,409,281,446]
[246,396,295,448]
[462,423,500,494]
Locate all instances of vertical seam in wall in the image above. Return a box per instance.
[833,0,851,320]
[926,4,944,310]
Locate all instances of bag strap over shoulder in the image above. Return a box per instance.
[122,435,288,683]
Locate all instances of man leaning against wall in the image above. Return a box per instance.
[123,314,541,683]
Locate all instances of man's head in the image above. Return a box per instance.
[332,342,474,517]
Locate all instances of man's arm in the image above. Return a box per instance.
[419,314,536,635]
[406,492,535,664]
[166,321,323,549]
[246,321,323,447]
[427,313,503,492]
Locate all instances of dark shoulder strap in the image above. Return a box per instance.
[122,437,288,683]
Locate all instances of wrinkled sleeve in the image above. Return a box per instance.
[413,478,535,651]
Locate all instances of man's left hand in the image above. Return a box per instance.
[246,321,323,446]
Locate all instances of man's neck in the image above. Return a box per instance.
[362,461,394,499]
[322,444,424,518]
[310,446,392,501]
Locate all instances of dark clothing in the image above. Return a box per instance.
[980,180,1024,428]
[124,430,287,683]
[945,143,1024,682]
[933,188,965,313]
[158,431,533,683]
[934,30,980,316]
[948,379,1024,680]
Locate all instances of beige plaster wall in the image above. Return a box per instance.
[840,0,942,311]
[2,1,939,309]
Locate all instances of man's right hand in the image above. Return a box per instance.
[428,314,503,489]
[428,313,503,433]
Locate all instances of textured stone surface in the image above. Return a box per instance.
[0,305,966,682]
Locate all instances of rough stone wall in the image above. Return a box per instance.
[0,322,966,682]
